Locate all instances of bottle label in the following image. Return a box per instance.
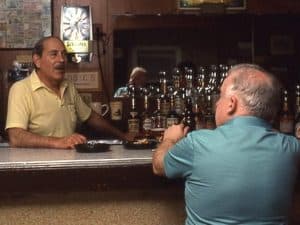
[143,118,152,131]
[166,117,179,128]
[128,119,140,133]
[174,97,184,115]
[295,122,300,139]
[161,102,170,115]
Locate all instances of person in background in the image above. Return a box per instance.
[153,63,300,225]
[6,36,132,149]
[114,66,147,97]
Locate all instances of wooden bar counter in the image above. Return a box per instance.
[1,142,300,225]
[0,142,185,225]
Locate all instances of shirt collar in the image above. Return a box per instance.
[30,70,68,92]
[225,116,273,129]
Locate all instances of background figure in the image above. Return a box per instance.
[114,66,147,97]
[153,63,300,225]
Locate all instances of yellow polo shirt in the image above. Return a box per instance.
[5,71,92,137]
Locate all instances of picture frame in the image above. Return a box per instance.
[65,71,101,92]
[0,0,52,49]
[178,0,246,11]
[227,0,247,10]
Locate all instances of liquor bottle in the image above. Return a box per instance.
[218,64,228,89]
[151,98,166,141]
[208,64,219,114]
[194,66,206,116]
[205,89,216,129]
[127,86,140,137]
[166,95,180,128]
[141,88,153,138]
[172,67,186,116]
[279,89,294,135]
[294,84,300,139]
[159,71,170,116]
[185,68,194,97]
[182,96,195,131]
[194,102,206,130]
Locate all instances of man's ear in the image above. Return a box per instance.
[228,95,238,115]
[32,54,41,69]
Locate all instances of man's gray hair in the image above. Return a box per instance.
[227,64,282,122]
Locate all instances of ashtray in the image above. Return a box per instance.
[124,139,157,150]
[74,143,110,153]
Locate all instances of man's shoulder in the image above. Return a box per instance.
[114,86,129,97]
[10,76,31,91]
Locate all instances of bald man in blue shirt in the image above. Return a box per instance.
[153,64,300,225]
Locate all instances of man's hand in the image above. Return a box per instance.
[163,124,189,143]
[55,133,87,149]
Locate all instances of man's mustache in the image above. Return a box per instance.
[54,64,65,70]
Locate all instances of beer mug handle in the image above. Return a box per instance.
[101,104,109,116]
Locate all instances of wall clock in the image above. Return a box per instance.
[60,6,93,63]
[61,6,92,41]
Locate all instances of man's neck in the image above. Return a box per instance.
[36,71,62,96]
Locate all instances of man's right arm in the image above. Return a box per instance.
[152,124,189,176]
[7,128,86,149]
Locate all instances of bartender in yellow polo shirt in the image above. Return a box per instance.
[5,36,132,149]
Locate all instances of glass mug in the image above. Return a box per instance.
[90,102,109,116]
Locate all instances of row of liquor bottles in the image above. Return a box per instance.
[125,64,228,139]
[120,64,300,140]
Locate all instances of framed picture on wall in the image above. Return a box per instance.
[227,0,246,10]
[178,0,246,11]
[0,0,52,49]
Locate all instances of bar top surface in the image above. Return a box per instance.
[0,142,154,171]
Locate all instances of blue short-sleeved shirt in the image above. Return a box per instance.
[164,116,300,225]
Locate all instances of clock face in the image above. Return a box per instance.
[62,6,91,41]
